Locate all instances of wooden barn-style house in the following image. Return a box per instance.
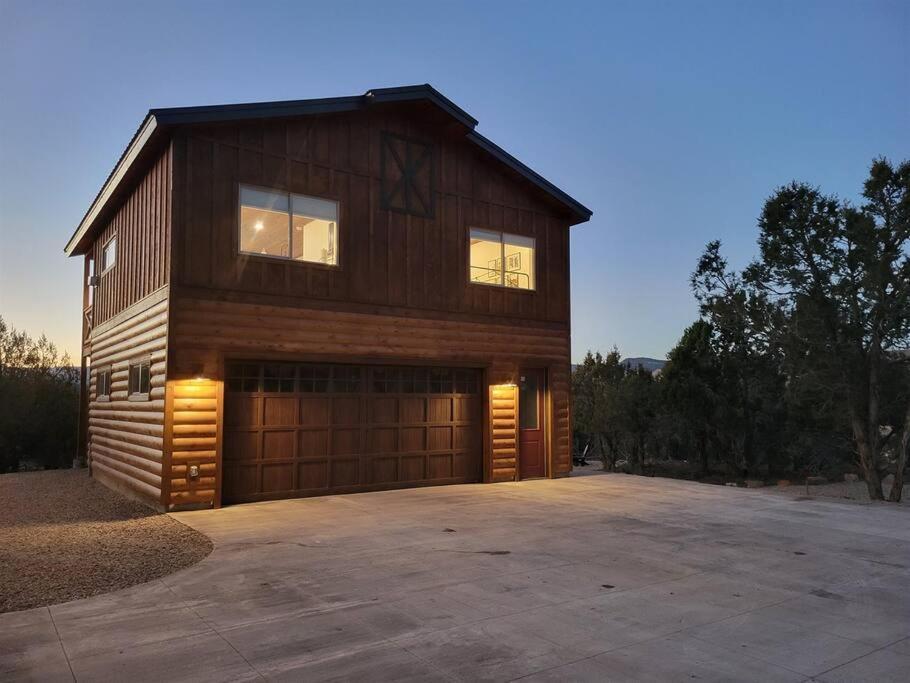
[65,85,592,510]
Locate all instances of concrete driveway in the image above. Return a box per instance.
[3,473,910,682]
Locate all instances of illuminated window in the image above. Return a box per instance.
[239,185,338,266]
[468,228,535,290]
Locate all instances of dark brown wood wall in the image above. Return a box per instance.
[91,146,172,325]
[170,106,571,324]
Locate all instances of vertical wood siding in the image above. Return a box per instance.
[91,146,172,325]
[171,108,572,325]
[88,293,168,507]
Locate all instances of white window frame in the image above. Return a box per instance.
[127,357,151,401]
[96,366,112,402]
[468,228,536,291]
[101,235,117,274]
[238,185,339,267]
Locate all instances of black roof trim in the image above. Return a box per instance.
[467,130,592,221]
[365,84,478,129]
[151,95,365,126]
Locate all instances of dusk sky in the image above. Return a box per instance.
[1,0,907,363]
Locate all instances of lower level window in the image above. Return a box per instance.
[96,367,112,400]
[469,228,535,290]
[128,358,150,398]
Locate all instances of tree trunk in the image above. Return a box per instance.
[700,433,709,476]
[852,416,885,500]
[887,402,910,503]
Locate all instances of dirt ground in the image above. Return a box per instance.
[0,469,212,613]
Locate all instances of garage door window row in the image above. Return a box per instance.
[227,363,480,395]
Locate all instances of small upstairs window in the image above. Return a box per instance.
[101,236,117,273]
[128,358,150,399]
[469,228,535,290]
[239,186,338,266]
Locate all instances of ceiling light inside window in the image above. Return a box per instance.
[254,221,264,231]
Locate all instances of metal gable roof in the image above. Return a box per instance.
[64,84,592,256]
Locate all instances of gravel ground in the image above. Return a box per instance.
[0,469,213,613]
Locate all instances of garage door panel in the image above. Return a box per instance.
[300,398,329,425]
[332,428,360,455]
[299,460,328,489]
[224,431,259,461]
[332,397,360,425]
[428,398,452,423]
[224,464,258,496]
[331,459,360,487]
[370,398,398,424]
[226,396,259,428]
[368,427,397,453]
[455,397,479,422]
[429,454,453,479]
[263,397,297,426]
[263,431,295,459]
[223,363,482,503]
[262,464,294,492]
[453,453,478,479]
[371,456,398,483]
[454,425,475,450]
[428,426,452,451]
[401,427,426,452]
[401,455,426,481]
[400,397,426,423]
[299,429,328,457]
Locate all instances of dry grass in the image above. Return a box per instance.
[0,469,212,613]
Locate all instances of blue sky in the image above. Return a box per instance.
[1,0,907,361]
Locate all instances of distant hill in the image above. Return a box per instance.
[621,357,666,373]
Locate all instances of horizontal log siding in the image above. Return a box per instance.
[490,384,519,482]
[163,379,221,510]
[88,294,168,508]
[91,146,171,325]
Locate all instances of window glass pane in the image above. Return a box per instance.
[139,362,150,394]
[429,368,453,394]
[264,363,296,392]
[469,228,503,285]
[503,233,535,290]
[128,364,139,395]
[227,362,261,392]
[240,186,290,258]
[519,372,539,429]
[102,238,116,271]
[292,195,338,266]
[299,364,329,392]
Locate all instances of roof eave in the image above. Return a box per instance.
[64,113,160,256]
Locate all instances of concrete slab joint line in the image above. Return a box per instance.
[2,473,909,682]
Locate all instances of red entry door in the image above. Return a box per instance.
[518,369,545,479]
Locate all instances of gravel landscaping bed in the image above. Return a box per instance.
[0,469,213,613]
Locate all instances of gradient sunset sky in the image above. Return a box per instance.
[1,0,907,362]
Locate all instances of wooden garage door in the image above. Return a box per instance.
[223,362,483,503]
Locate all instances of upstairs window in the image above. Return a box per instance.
[239,186,338,266]
[128,358,150,399]
[96,367,112,401]
[469,228,535,290]
[101,236,117,273]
